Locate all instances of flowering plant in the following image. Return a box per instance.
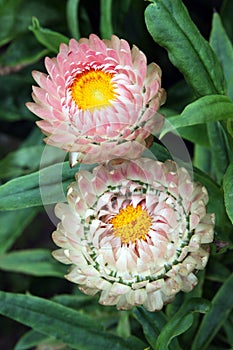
[0,1,233,349]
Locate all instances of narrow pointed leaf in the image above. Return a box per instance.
[133,307,166,348]
[180,271,205,344]
[156,298,210,350]
[210,12,233,101]
[0,291,144,350]
[52,294,94,308]
[100,0,113,39]
[0,249,67,277]
[145,0,225,96]
[14,330,49,350]
[193,166,232,236]
[116,312,131,338]
[133,307,180,350]
[193,144,212,173]
[207,122,230,184]
[223,162,233,224]
[0,162,79,210]
[66,0,80,39]
[191,273,233,350]
[156,314,194,350]
[29,17,69,53]
[221,0,233,44]
[161,95,233,137]
[224,320,233,348]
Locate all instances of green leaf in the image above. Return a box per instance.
[14,330,50,350]
[156,298,210,350]
[0,291,144,350]
[160,95,233,137]
[0,208,39,254]
[193,144,212,174]
[165,293,184,319]
[116,311,131,338]
[207,121,230,184]
[66,0,80,39]
[166,271,204,320]
[133,307,180,350]
[29,17,69,53]
[180,271,205,344]
[209,12,233,174]
[223,162,233,224]
[14,290,102,350]
[52,294,121,330]
[224,320,233,348]
[157,314,194,350]
[52,294,94,309]
[16,336,70,350]
[221,0,233,43]
[149,142,172,162]
[100,0,113,39]
[133,307,164,348]
[227,118,233,137]
[210,12,233,101]
[0,249,67,277]
[191,273,233,350]
[161,109,209,148]
[193,166,231,235]
[0,161,79,210]
[145,0,225,97]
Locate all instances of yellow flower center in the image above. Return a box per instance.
[110,204,152,244]
[70,69,116,110]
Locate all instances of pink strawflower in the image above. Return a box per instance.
[52,158,214,311]
[26,34,165,164]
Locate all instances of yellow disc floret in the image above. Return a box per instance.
[71,69,116,110]
[110,204,152,244]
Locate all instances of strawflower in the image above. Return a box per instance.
[26,34,165,164]
[52,158,214,311]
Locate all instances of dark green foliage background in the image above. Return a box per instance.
[0,0,233,349]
